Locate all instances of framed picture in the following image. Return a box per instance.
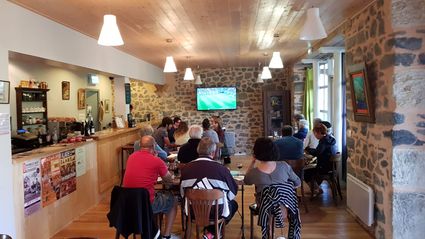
[348,63,375,123]
[0,80,10,104]
[77,89,85,109]
[104,99,110,113]
[62,81,70,100]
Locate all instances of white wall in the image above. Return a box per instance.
[0,46,15,238]
[0,1,164,85]
[9,59,114,131]
[0,1,164,237]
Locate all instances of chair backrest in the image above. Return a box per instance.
[284,159,305,174]
[0,234,12,239]
[330,153,341,172]
[185,189,224,227]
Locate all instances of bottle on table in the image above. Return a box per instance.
[90,117,95,135]
[52,128,58,144]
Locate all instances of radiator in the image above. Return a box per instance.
[346,173,374,226]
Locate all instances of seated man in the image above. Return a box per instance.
[133,124,167,161]
[177,125,203,163]
[274,125,304,161]
[180,138,239,229]
[293,119,309,140]
[123,136,178,239]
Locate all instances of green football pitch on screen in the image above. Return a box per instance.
[197,87,237,110]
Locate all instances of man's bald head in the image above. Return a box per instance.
[140,135,155,150]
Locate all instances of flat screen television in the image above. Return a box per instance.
[196,87,237,111]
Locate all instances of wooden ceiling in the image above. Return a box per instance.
[10,0,372,68]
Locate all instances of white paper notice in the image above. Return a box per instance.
[0,113,10,135]
[75,147,86,177]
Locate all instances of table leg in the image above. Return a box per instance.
[241,184,245,239]
[120,149,124,186]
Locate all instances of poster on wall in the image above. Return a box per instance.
[0,113,10,135]
[23,159,41,216]
[60,149,77,197]
[75,146,86,177]
[41,153,62,207]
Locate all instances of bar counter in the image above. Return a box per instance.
[11,126,140,239]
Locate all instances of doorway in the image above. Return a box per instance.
[85,89,100,131]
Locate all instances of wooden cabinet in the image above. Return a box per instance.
[15,87,49,132]
[263,90,291,137]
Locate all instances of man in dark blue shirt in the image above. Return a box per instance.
[274,125,304,161]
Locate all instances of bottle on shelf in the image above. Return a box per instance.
[90,116,95,135]
[84,118,90,137]
[38,130,43,146]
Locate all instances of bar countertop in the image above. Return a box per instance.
[12,140,95,164]
[12,126,140,163]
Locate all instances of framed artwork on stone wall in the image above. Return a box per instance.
[62,81,70,100]
[348,62,375,123]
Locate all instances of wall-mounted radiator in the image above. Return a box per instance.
[347,173,374,226]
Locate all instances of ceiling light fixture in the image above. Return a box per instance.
[195,75,203,85]
[256,62,264,83]
[261,53,272,80]
[299,7,327,41]
[98,14,124,46]
[269,33,284,69]
[183,56,194,80]
[163,39,177,73]
[195,65,202,84]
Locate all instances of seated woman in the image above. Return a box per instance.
[134,124,167,161]
[293,119,309,140]
[174,121,190,146]
[244,137,301,205]
[153,117,177,152]
[304,123,337,193]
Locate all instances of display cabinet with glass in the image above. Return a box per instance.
[15,87,49,133]
[263,90,291,137]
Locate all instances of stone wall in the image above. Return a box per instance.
[130,67,291,153]
[344,1,395,238]
[390,0,425,238]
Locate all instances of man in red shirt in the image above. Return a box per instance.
[123,135,178,239]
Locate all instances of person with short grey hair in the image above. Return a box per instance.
[304,118,322,150]
[180,138,239,232]
[177,125,204,164]
[294,119,309,140]
[197,137,217,158]
[134,124,167,161]
[188,125,203,139]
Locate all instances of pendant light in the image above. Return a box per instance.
[256,62,264,83]
[163,39,178,73]
[183,56,194,80]
[195,65,202,84]
[261,53,272,80]
[164,56,177,73]
[299,7,327,41]
[195,75,203,85]
[98,14,124,46]
[269,33,284,69]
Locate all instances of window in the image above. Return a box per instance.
[317,61,332,121]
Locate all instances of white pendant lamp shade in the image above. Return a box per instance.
[195,75,203,85]
[163,56,177,73]
[261,66,272,79]
[183,67,194,80]
[98,15,124,46]
[256,73,264,83]
[299,8,327,41]
[269,52,284,68]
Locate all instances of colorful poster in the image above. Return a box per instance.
[41,153,62,207]
[23,159,41,216]
[60,149,77,197]
[75,147,86,177]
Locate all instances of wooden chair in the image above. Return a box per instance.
[249,203,287,239]
[284,159,308,213]
[184,189,225,239]
[314,153,343,205]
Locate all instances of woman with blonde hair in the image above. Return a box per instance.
[174,121,190,145]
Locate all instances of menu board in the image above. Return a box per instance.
[23,159,41,216]
[60,150,77,197]
[41,154,61,207]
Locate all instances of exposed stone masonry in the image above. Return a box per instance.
[130,67,291,153]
